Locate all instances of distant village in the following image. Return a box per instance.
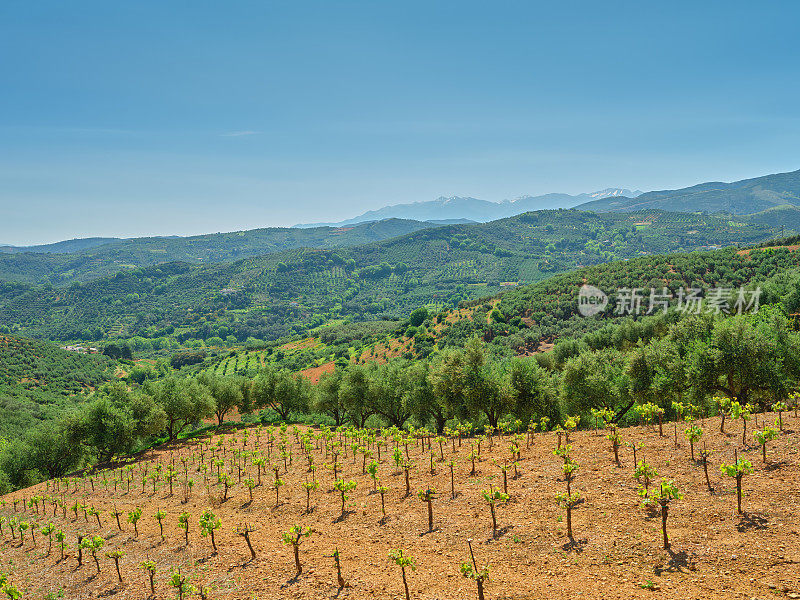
[61,344,99,354]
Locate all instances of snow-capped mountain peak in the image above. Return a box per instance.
[589,188,643,199]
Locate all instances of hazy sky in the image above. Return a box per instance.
[2,1,799,245]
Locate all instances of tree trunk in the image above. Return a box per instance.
[702,454,712,493]
[612,399,636,423]
[661,502,669,549]
[487,411,499,429]
[566,505,573,539]
[244,530,256,560]
[435,414,446,434]
[736,476,743,514]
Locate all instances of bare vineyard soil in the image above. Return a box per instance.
[1,413,799,599]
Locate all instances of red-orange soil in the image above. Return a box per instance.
[1,413,799,599]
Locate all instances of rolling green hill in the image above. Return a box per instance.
[744,204,800,233]
[0,237,120,254]
[196,241,800,383]
[0,335,115,441]
[0,209,780,345]
[0,218,442,286]
[577,168,800,215]
[346,242,800,366]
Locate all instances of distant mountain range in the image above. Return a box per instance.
[294,169,800,228]
[292,188,642,228]
[576,169,800,215]
[5,168,800,266]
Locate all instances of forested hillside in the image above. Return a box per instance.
[0,335,114,445]
[0,219,440,285]
[744,204,800,232]
[0,210,779,345]
[198,242,800,381]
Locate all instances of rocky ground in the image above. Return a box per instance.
[1,411,798,600]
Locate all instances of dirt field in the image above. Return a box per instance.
[297,361,335,385]
[1,412,799,600]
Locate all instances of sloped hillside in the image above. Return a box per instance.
[0,219,441,286]
[0,210,778,344]
[0,335,114,440]
[577,168,800,215]
[0,416,797,599]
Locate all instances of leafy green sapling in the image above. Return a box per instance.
[155,509,166,541]
[684,423,702,461]
[388,549,415,600]
[106,549,125,582]
[55,529,66,561]
[199,509,221,554]
[461,538,490,600]
[377,484,388,521]
[482,486,510,538]
[169,569,196,600]
[140,560,156,596]
[331,547,346,589]
[729,402,752,446]
[772,401,788,431]
[80,535,105,575]
[302,479,319,513]
[633,458,658,491]
[417,488,437,532]
[41,522,55,555]
[334,479,357,518]
[649,481,682,549]
[127,507,142,537]
[753,426,779,463]
[178,511,191,546]
[720,451,753,514]
[282,525,314,576]
[605,426,621,466]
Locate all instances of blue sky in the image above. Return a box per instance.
[1,1,799,245]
